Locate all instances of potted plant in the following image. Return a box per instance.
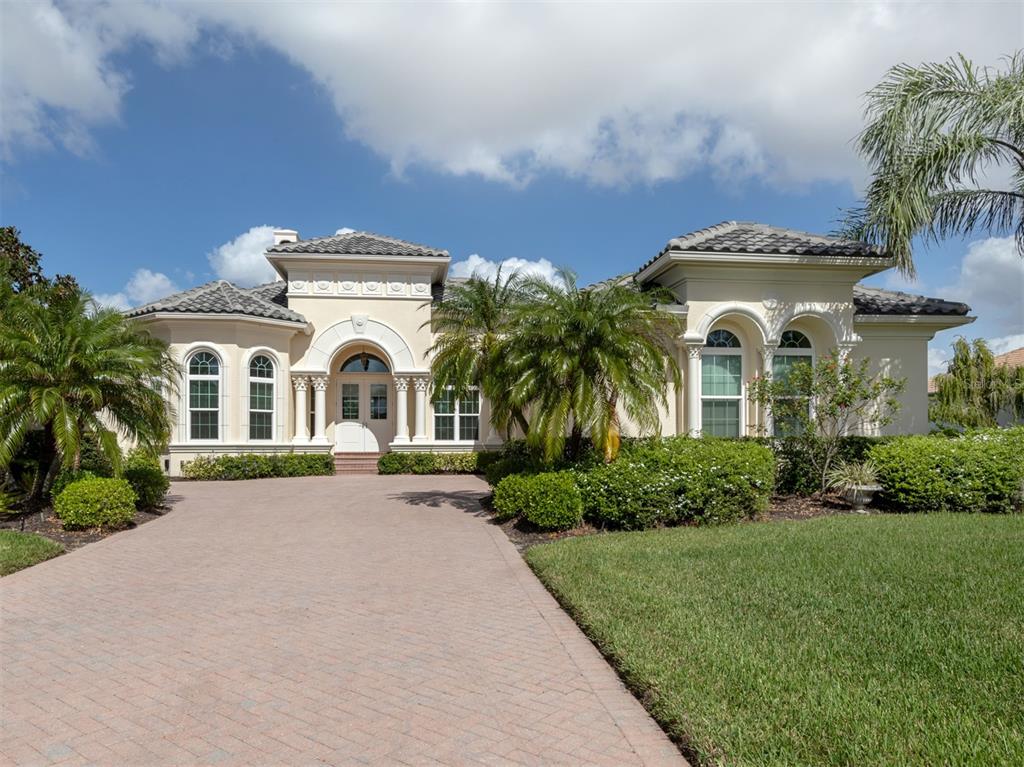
[826,460,881,513]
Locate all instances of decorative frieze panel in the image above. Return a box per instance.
[286,271,432,299]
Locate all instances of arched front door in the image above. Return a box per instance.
[334,351,394,452]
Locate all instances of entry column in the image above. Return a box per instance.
[292,375,309,444]
[413,376,429,442]
[394,377,410,443]
[685,344,702,437]
[311,376,329,444]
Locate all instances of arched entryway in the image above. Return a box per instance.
[334,347,394,452]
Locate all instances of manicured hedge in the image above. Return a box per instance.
[377,451,501,475]
[871,428,1024,514]
[181,452,334,481]
[576,437,775,529]
[123,451,170,509]
[54,477,137,529]
[766,436,892,496]
[493,471,583,531]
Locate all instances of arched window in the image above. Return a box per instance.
[188,351,220,440]
[702,329,742,437]
[340,352,389,373]
[773,330,813,436]
[248,355,275,440]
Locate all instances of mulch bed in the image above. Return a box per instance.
[0,506,167,552]
[498,493,868,551]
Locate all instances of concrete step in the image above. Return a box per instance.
[333,452,381,475]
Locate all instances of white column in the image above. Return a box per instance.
[413,377,428,442]
[394,377,410,443]
[311,376,328,444]
[685,345,702,437]
[760,346,775,437]
[292,375,309,444]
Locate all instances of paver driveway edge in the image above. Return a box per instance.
[482,524,687,766]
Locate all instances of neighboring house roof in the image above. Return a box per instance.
[852,285,971,317]
[650,220,888,265]
[126,280,306,324]
[267,230,448,258]
[929,345,1024,392]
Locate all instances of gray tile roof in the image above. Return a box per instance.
[643,221,887,271]
[267,230,448,258]
[126,280,306,324]
[852,285,970,317]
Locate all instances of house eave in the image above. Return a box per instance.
[267,252,451,282]
[130,311,311,333]
[853,314,975,328]
[637,250,891,283]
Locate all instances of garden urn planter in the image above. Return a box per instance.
[842,484,881,513]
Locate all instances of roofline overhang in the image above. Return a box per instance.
[266,251,451,282]
[130,311,312,333]
[853,314,975,328]
[637,250,892,283]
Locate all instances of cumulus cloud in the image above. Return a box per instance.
[941,237,1024,336]
[450,254,561,284]
[2,2,1017,187]
[94,268,178,309]
[207,225,278,286]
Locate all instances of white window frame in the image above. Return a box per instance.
[247,354,276,441]
[701,330,744,438]
[773,330,814,437]
[434,386,481,442]
[186,350,222,443]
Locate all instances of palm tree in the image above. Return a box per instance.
[503,270,681,462]
[930,337,1024,428]
[841,53,1024,276]
[0,289,178,504]
[424,266,528,437]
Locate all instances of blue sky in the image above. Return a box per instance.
[2,2,1021,373]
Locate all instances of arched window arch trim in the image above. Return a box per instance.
[185,347,224,443]
[340,352,390,374]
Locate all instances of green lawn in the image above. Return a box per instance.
[0,530,64,576]
[526,514,1024,766]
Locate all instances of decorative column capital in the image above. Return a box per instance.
[395,376,410,392]
[836,342,858,362]
[760,346,776,365]
[310,375,329,392]
[685,344,703,361]
[291,375,309,392]
[413,377,429,393]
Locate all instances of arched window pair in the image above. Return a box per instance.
[700,329,812,438]
[186,351,276,441]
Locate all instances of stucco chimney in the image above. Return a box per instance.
[273,228,299,245]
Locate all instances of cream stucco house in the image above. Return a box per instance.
[128,222,974,475]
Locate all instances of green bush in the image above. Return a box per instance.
[576,437,775,529]
[493,471,583,531]
[377,451,492,475]
[180,452,334,481]
[50,469,97,499]
[54,477,137,529]
[870,428,1024,514]
[767,436,893,496]
[123,451,169,509]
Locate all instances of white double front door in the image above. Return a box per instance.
[334,374,393,452]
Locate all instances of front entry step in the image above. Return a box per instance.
[334,452,381,475]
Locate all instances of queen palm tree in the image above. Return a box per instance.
[504,270,681,462]
[424,266,528,437]
[0,289,178,504]
[842,53,1024,276]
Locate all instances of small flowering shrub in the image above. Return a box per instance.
[870,428,1024,513]
[576,437,775,529]
[54,478,137,529]
[493,471,583,530]
[181,453,334,480]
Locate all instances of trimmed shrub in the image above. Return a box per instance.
[768,435,893,496]
[493,471,583,530]
[123,451,169,509]
[50,469,97,499]
[377,451,493,475]
[870,428,1024,514]
[180,452,334,481]
[54,477,136,529]
[576,437,775,529]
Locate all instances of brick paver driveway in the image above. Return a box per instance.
[1,475,685,767]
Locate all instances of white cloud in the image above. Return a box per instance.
[207,225,278,286]
[94,268,178,309]
[450,254,561,284]
[941,237,1024,336]
[987,333,1024,357]
[2,2,1016,188]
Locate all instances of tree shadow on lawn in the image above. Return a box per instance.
[389,489,493,518]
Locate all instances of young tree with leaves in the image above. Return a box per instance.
[749,353,905,493]
[841,53,1024,276]
[930,337,1024,428]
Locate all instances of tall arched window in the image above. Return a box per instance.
[702,329,742,437]
[188,351,220,440]
[773,330,813,436]
[248,355,275,440]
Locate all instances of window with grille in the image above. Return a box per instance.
[701,330,742,437]
[434,387,480,441]
[188,351,220,440]
[773,331,813,436]
[248,355,274,440]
